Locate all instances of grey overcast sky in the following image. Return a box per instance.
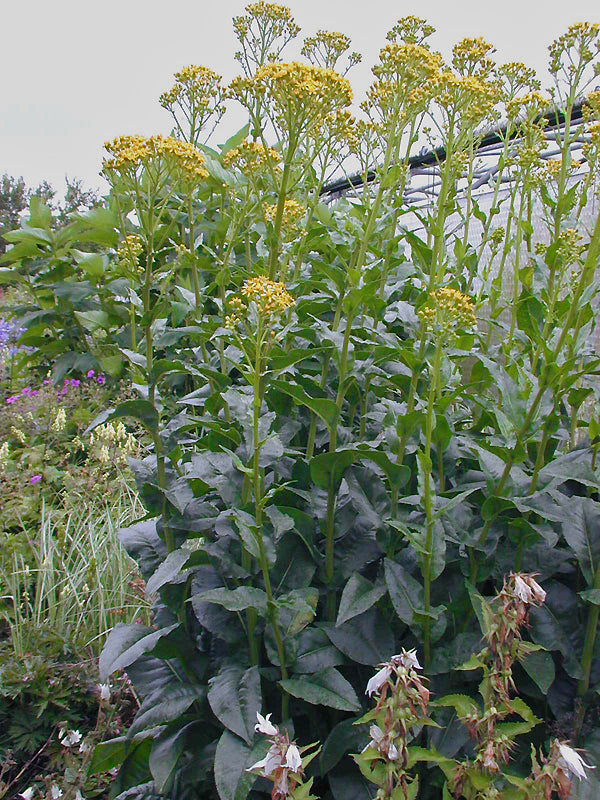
[2,0,600,195]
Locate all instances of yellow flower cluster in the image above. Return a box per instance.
[418,288,476,333]
[386,16,435,46]
[240,275,294,316]
[548,22,600,74]
[373,43,442,82]
[421,72,500,127]
[583,120,600,166]
[301,30,360,71]
[231,62,352,129]
[233,2,299,44]
[505,91,548,121]
[222,140,281,174]
[117,235,144,274]
[583,90,600,121]
[103,135,209,181]
[263,198,305,228]
[452,37,496,79]
[160,65,222,108]
[556,227,584,265]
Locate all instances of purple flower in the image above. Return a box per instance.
[31,390,38,396]
[97,374,106,385]
[43,379,50,385]
[6,396,17,404]
[30,474,42,485]
[87,369,95,378]
[70,379,81,387]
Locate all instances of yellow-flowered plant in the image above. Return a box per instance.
[103,135,209,183]
[301,30,361,73]
[264,198,304,230]
[452,37,497,80]
[230,62,352,136]
[222,140,281,174]
[159,65,225,145]
[226,275,294,329]
[418,288,477,335]
[116,235,144,275]
[233,2,300,76]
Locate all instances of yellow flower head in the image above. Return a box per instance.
[117,234,144,274]
[263,198,305,230]
[452,37,496,79]
[239,275,294,317]
[505,91,548,121]
[103,135,209,183]
[386,16,435,46]
[301,30,361,72]
[230,62,352,132]
[549,22,600,75]
[422,72,501,128]
[418,288,476,334]
[222,140,281,174]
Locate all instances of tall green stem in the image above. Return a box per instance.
[422,337,443,668]
[252,320,289,716]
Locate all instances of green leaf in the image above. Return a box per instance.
[128,683,206,736]
[293,627,345,673]
[89,736,130,774]
[149,722,195,794]
[219,123,250,155]
[320,719,368,775]
[74,309,111,332]
[208,666,261,745]
[311,447,410,492]
[214,730,264,800]
[194,586,268,614]
[280,667,361,712]
[432,694,480,719]
[72,249,107,279]
[384,559,424,625]
[99,623,179,681]
[86,400,159,434]
[579,588,600,605]
[336,573,386,626]
[271,379,338,431]
[145,549,191,597]
[562,497,600,585]
[520,649,555,694]
[322,608,394,665]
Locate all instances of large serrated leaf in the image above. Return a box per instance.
[336,573,386,626]
[208,666,261,744]
[281,667,361,712]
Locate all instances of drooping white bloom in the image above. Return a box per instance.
[285,743,302,772]
[513,574,546,604]
[393,648,422,671]
[365,665,392,697]
[79,739,91,754]
[514,575,534,603]
[99,683,111,702]
[388,742,399,761]
[557,743,595,780]
[19,788,35,800]
[246,744,281,776]
[74,791,84,800]
[255,711,278,736]
[362,725,385,753]
[50,787,63,800]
